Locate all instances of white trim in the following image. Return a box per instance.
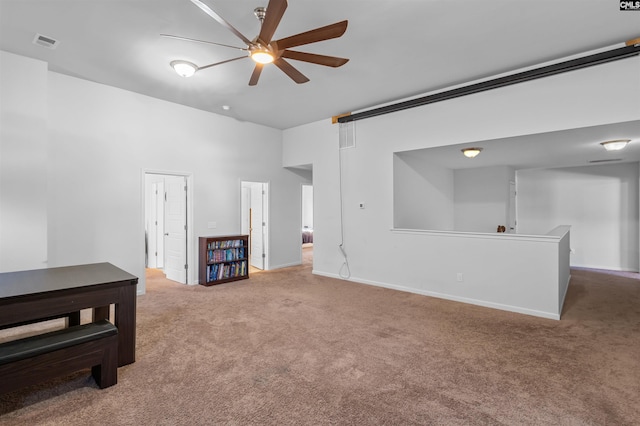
[239,179,270,271]
[269,261,302,270]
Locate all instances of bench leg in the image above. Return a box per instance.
[66,311,81,327]
[92,334,118,388]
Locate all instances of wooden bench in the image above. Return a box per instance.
[0,320,118,394]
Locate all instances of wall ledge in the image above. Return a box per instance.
[391,227,567,243]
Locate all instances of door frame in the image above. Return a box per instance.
[141,169,195,286]
[147,180,165,269]
[240,180,270,270]
[301,183,314,266]
[508,180,517,234]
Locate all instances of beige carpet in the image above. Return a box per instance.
[1,253,639,425]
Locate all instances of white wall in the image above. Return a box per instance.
[0,50,308,290]
[454,166,514,233]
[388,228,569,319]
[517,162,640,271]
[393,152,454,230]
[284,55,640,318]
[0,52,49,272]
[393,157,514,233]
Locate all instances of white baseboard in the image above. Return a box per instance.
[312,270,561,320]
[268,261,302,270]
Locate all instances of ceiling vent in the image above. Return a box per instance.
[32,33,59,49]
[589,159,622,163]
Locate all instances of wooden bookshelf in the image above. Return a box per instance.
[198,235,249,286]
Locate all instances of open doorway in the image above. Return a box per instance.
[302,184,313,268]
[241,181,269,272]
[144,172,193,284]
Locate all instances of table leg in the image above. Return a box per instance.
[114,285,137,366]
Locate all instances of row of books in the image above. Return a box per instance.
[207,260,247,282]
[207,247,246,263]
[207,239,245,250]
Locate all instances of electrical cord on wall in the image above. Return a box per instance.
[338,128,351,279]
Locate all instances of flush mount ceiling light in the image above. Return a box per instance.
[461,147,483,158]
[171,60,198,77]
[600,139,631,151]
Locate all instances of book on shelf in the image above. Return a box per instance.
[206,261,248,282]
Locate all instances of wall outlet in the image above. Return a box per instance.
[456,273,464,282]
[208,221,217,229]
[359,202,365,209]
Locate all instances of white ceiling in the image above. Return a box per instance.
[1,0,639,131]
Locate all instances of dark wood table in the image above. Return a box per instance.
[0,262,138,366]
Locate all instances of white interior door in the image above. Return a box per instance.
[148,181,165,268]
[164,176,187,283]
[250,182,265,270]
[302,185,313,230]
[508,181,517,233]
[155,181,165,268]
[147,183,158,268]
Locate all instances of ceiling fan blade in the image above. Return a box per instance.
[274,58,309,84]
[272,20,348,50]
[190,0,252,46]
[197,56,247,71]
[257,0,287,45]
[248,64,264,86]
[160,34,248,51]
[281,50,348,67]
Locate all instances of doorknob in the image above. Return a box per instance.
[164,233,169,236]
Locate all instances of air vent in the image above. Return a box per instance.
[339,121,356,149]
[589,159,622,163]
[32,33,59,49]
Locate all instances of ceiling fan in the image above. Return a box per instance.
[162,0,349,85]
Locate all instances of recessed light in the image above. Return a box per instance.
[222,105,231,111]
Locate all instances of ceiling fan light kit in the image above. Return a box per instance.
[250,47,275,64]
[163,0,349,86]
[171,60,198,77]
